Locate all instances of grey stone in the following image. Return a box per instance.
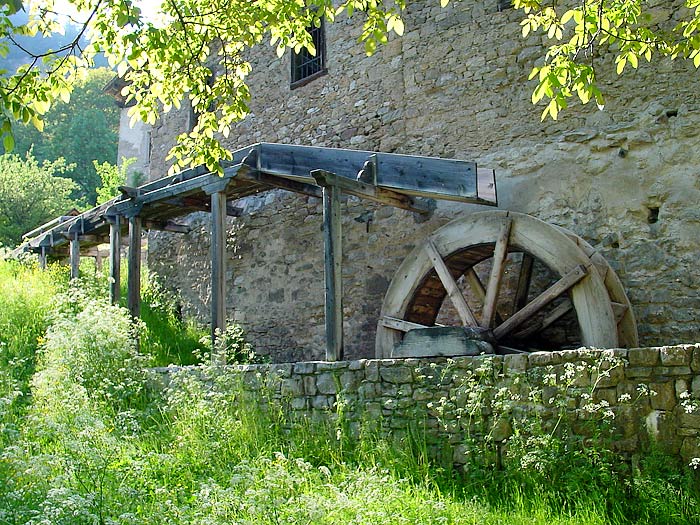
[379,365,413,384]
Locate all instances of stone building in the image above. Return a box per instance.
[126,1,700,362]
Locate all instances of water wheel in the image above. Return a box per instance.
[375,211,637,358]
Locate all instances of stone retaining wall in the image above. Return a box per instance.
[157,345,700,466]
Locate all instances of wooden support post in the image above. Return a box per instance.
[38,246,47,270]
[322,182,343,361]
[127,215,141,318]
[69,233,80,280]
[109,217,121,305]
[210,191,228,365]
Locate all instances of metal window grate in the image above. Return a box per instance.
[291,23,326,87]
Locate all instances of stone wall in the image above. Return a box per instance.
[147,0,700,361]
[156,345,700,467]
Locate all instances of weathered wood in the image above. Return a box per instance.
[210,191,228,366]
[236,166,323,199]
[38,247,47,270]
[379,316,428,332]
[514,253,534,311]
[612,301,628,322]
[376,211,619,357]
[127,216,142,318]
[424,239,478,327]
[481,217,512,328]
[392,327,494,358]
[513,298,573,339]
[311,170,430,214]
[69,234,80,280]
[322,181,343,361]
[109,217,121,305]
[143,220,192,234]
[253,143,488,204]
[493,265,587,340]
[464,268,504,324]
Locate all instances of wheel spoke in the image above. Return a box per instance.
[481,217,512,328]
[493,265,588,340]
[424,239,478,327]
[379,316,427,332]
[513,253,534,312]
[465,268,504,324]
[512,298,573,339]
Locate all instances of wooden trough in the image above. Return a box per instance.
[11,143,636,361]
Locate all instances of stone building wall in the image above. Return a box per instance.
[156,345,700,467]
[147,0,700,361]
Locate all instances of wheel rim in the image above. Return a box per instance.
[375,211,625,358]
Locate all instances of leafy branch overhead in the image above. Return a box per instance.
[1,0,700,173]
[513,0,700,120]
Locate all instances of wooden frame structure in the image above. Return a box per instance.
[11,143,497,362]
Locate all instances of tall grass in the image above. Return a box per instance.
[0,259,699,524]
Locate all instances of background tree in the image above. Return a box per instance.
[94,156,138,205]
[12,67,118,204]
[0,152,80,247]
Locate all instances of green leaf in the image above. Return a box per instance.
[3,132,14,152]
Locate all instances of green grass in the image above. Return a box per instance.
[0,259,699,524]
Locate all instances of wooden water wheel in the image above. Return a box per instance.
[375,211,637,358]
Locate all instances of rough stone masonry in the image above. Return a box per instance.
[144,0,700,362]
[155,345,700,467]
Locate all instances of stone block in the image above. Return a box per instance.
[593,365,624,388]
[661,346,692,366]
[627,348,660,366]
[654,366,692,378]
[316,372,338,395]
[692,346,700,373]
[529,351,562,367]
[358,382,378,399]
[679,412,700,429]
[680,438,700,464]
[693,376,700,397]
[625,367,653,379]
[280,378,303,396]
[675,379,690,398]
[380,365,413,384]
[290,397,308,410]
[650,382,677,411]
[303,376,317,396]
[340,371,359,392]
[365,361,380,382]
[317,361,349,371]
[503,354,528,375]
[294,362,316,375]
[312,395,332,410]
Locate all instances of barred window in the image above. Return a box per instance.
[291,23,327,88]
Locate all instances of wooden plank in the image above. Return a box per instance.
[481,217,512,328]
[311,170,430,214]
[255,143,484,203]
[69,234,80,280]
[513,253,534,311]
[236,166,323,199]
[210,191,228,366]
[424,239,478,327]
[612,301,628,323]
[379,316,428,332]
[109,218,121,305]
[127,216,142,318]
[493,265,587,340]
[323,182,343,361]
[143,220,192,233]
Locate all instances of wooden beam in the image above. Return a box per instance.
[210,191,228,366]
[311,170,430,214]
[38,246,47,270]
[127,216,141,318]
[513,253,534,311]
[493,265,587,340]
[424,239,478,327]
[143,220,192,234]
[379,316,428,332]
[481,217,512,329]
[109,217,121,305]
[69,233,80,280]
[322,181,343,361]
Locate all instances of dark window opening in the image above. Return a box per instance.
[648,206,660,224]
[291,23,327,88]
[497,0,514,11]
